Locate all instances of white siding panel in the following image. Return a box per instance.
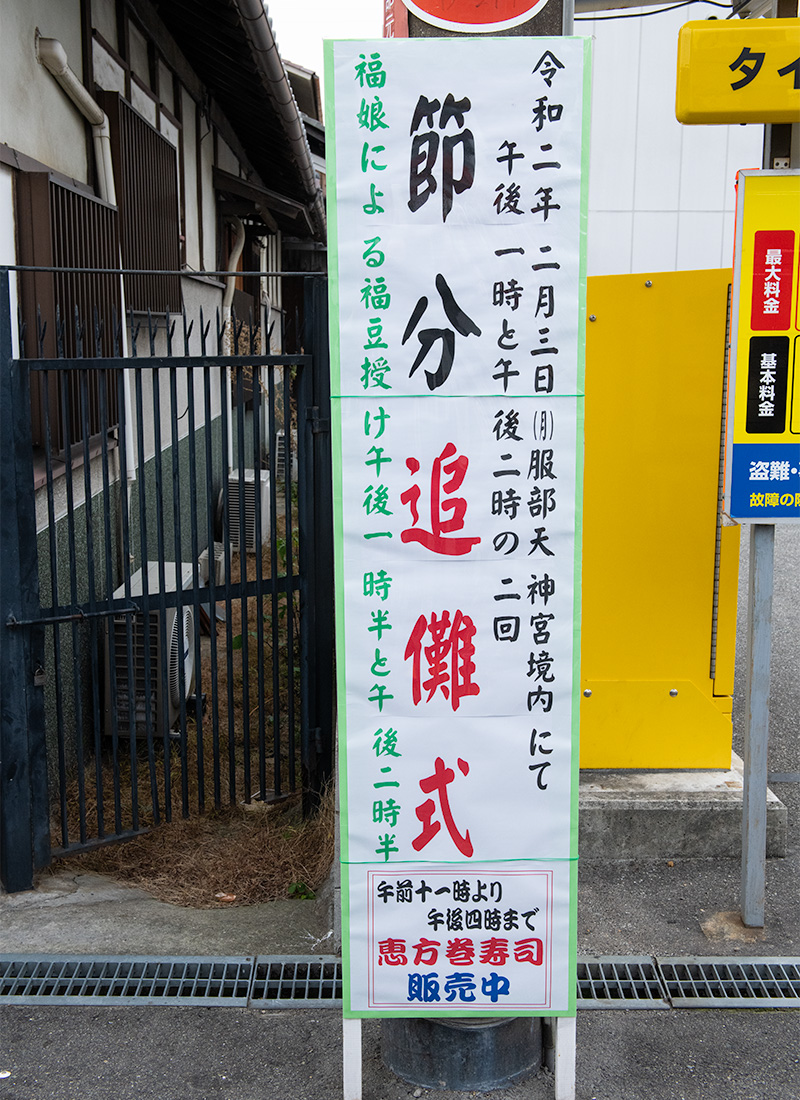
[721,210,736,269]
[725,125,763,201]
[676,211,724,272]
[586,211,634,277]
[92,0,118,52]
[631,211,678,274]
[160,115,179,149]
[181,90,200,271]
[632,13,683,212]
[158,61,174,115]
[216,138,239,178]
[93,39,126,95]
[131,83,157,126]
[128,23,150,88]
[202,123,217,270]
[582,2,763,276]
[585,17,639,212]
[0,166,20,356]
[678,123,730,213]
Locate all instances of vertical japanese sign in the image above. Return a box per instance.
[326,36,591,1016]
[725,170,800,522]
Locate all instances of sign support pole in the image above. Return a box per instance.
[739,50,796,926]
[554,1016,577,1100]
[740,522,774,927]
[342,1017,363,1100]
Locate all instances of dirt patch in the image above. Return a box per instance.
[57,783,335,909]
[701,910,766,943]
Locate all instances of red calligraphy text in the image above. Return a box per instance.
[400,443,481,556]
[412,756,474,857]
[405,609,480,711]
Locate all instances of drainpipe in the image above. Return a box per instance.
[232,0,326,240]
[222,217,245,472]
[36,33,137,504]
[36,36,116,206]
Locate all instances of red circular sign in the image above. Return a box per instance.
[404,0,550,31]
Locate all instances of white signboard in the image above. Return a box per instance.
[326,35,591,1017]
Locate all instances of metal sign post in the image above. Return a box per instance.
[722,169,800,926]
[741,523,775,927]
[676,11,799,928]
[382,7,577,1096]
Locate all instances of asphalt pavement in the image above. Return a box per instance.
[1,528,798,1099]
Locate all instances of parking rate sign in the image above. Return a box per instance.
[326,36,591,1016]
[725,170,800,523]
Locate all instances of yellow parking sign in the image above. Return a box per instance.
[724,171,800,522]
[676,19,800,124]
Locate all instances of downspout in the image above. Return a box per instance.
[35,36,116,207]
[36,34,137,501]
[232,0,326,240]
[222,216,245,472]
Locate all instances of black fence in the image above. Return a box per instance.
[0,270,334,892]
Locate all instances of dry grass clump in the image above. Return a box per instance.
[57,783,335,909]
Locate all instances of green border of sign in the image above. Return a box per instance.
[326,36,592,1018]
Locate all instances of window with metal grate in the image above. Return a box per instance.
[101,92,182,314]
[15,171,122,452]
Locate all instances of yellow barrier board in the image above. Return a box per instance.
[676,19,800,124]
[582,270,738,769]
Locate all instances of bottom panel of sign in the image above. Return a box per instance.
[342,860,576,1017]
[728,442,800,521]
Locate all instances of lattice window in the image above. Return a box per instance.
[101,92,182,313]
[15,172,122,452]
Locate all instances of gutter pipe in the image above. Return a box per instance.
[222,217,246,472]
[231,0,326,240]
[36,36,117,207]
[36,34,137,503]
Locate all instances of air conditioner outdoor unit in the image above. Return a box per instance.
[227,468,271,553]
[104,562,196,741]
[199,542,226,587]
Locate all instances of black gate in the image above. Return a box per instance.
[0,270,334,893]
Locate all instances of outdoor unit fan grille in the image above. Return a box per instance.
[104,563,196,740]
[228,470,271,553]
[111,614,160,738]
[168,607,195,711]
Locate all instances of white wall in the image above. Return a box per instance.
[0,165,20,357]
[579,3,764,276]
[0,0,88,183]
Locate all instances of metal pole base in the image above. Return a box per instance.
[381,1016,543,1092]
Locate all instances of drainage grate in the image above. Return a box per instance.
[2,954,798,1009]
[0,955,342,1008]
[0,956,254,1006]
[659,957,800,1008]
[250,956,342,1006]
[577,956,669,1009]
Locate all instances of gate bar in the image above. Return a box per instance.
[300,276,334,812]
[6,604,139,628]
[0,271,50,890]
